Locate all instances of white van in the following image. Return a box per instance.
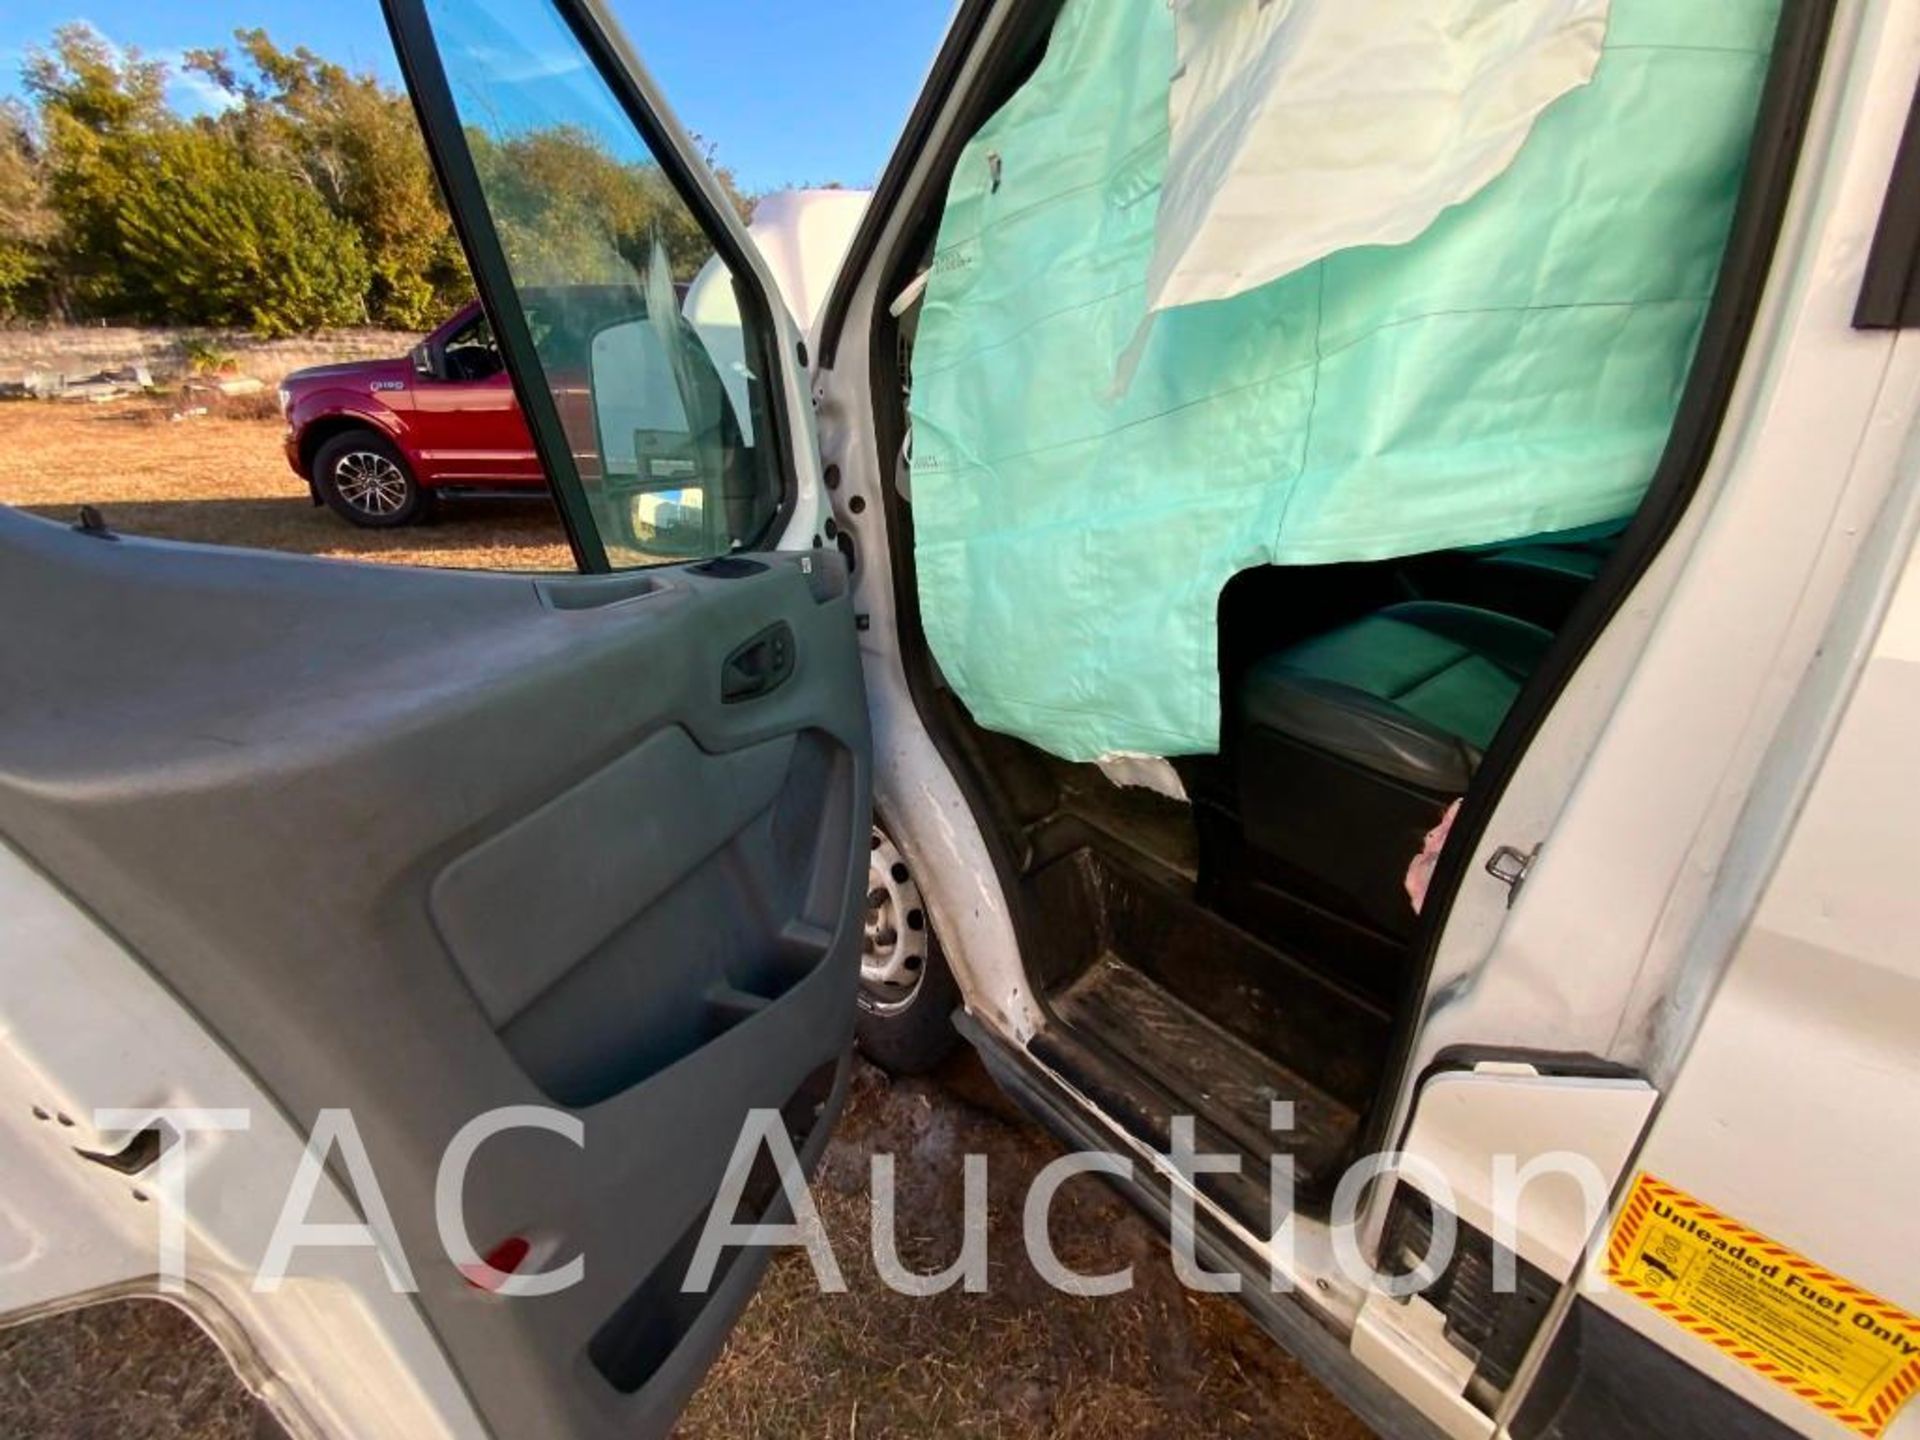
[2,1,1918,1438]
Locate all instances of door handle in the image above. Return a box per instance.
[722,623,795,703]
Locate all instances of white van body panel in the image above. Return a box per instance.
[0,843,483,1440]
[1550,439,1920,1438]
[748,188,872,335]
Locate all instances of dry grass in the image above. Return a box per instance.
[0,1302,266,1440]
[0,395,574,572]
[677,1060,1374,1440]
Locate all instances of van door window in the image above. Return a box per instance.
[418,0,781,566]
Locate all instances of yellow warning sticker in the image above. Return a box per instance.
[1607,1173,1920,1438]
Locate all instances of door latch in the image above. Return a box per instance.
[1485,844,1538,905]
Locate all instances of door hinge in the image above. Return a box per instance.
[1484,844,1538,904]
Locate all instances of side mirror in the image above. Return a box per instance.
[410,343,439,380]
[588,314,728,557]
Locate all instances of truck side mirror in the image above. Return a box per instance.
[410,343,440,380]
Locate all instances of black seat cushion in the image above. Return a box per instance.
[1228,602,1552,941]
[1241,602,1552,794]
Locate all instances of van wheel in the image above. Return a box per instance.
[315,430,428,528]
[855,821,961,1075]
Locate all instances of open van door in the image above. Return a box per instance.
[0,1,866,1436]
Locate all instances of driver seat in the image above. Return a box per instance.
[1233,601,1551,939]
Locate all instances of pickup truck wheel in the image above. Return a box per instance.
[314,431,428,528]
[855,822,962,1075]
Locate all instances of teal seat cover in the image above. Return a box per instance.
[908,0,1778,760]
[1257,606,1546,759]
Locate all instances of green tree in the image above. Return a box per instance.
[12,21,765,334]
[468,124,749,289]
[0,102,55,318]
[22,23,374,333]
[186,30,468,329]
[112,125,370,336]
[23,23,171,317]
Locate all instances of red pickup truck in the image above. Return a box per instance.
[283,195,869,534]
[280,299,543,527]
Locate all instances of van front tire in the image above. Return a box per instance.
[855,822,962,1075]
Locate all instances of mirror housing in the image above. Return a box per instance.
[410,342,440,380]
[586,308,750,558]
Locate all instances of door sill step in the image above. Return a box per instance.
[1031,956,1360,1234]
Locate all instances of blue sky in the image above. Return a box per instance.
[0,1,953,192]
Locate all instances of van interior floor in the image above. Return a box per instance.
[948,711,1400,1226]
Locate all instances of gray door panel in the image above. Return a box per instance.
[0,507,870,1436]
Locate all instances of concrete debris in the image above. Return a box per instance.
[2,364,159,403]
